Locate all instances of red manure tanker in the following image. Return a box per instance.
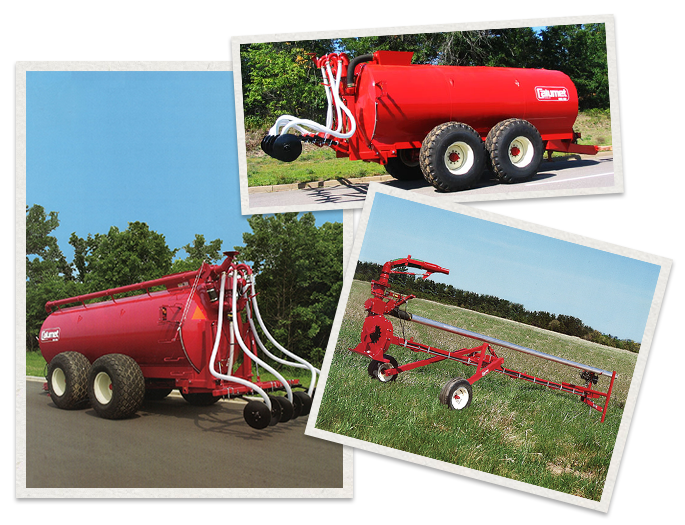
[261,51,599,192]
[38,252,318,429]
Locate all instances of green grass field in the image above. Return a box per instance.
[315,280,636,501]
[247,146,386,187]
[246,110,612,187]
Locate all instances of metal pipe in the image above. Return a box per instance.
[394,311,612,377]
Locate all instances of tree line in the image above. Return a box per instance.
[354,261,640,353]
[26,204,342,367]
[240,24,609,129]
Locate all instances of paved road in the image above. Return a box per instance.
[25,379,344,489]
[249,154,615,209]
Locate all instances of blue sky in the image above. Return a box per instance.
[26,71,341,261]
[359,193,661,342]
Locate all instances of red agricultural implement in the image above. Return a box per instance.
[38,252,319,429]
[351,256,617,422]
[261,51,600,192]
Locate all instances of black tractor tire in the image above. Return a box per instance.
[367,359,381,379]
[485,118,543,183]
[47,352,91,410]
[181,392,221,406]
[87,354,145,420]
[445,379,473,411]
[144,388,173,401]
[438,378,461,406]
[420,122,485,192]
[384,149,423,180]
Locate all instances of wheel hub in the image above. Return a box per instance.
[444,142,474,175]
[51,368,66,396]
[451,387,470,409]
[93,371,113,405]
[377,363,394,383]
[508,136,535,167]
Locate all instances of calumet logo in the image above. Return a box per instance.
[40,328,60,342]
[535,86,569,101]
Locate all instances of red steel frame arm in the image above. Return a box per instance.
[380,333,615,421]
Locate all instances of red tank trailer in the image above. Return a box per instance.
[38,252,319,429]
[261,51,600,192]
[351,256,616,422]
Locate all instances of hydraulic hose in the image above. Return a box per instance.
[247,275,319,396]
[267,55,357,140]
[231,273,294,403]
[208,271,271,410]
[346,54,373,87]
[244,277,318,396]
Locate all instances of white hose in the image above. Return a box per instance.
[267,56,357,140]
[231,273,294,403]
[208,271,271,410]
[247,274,319,396]
[244,282,318,396]
[323,65,333,129]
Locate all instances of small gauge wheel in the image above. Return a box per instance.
[446,379,473,410]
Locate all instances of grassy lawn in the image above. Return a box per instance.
[27,351,47,378]
[573,109,612,146]
[247,146,386,187]
[315,280,635,501]
[246,110,612,187]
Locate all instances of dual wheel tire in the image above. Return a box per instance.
[384,119,543,192]
[47,352,145,419]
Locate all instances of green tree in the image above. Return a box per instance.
[70,221,177,291]
[26,205,72,283]
[236,213,343,366]
[539,24,608,109]
[241,41,336,129]
[26,205,79,351]
[170,234,223,273]
[484,28,542,68]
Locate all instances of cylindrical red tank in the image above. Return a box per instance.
[38,258,239,390]
[351,51,579,147]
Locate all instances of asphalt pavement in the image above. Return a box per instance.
[247,153,615,211]
[25,379,344,489]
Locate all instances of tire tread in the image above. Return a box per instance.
[88,354,145,420]
[47,351,91,410]
[486,118,543,183]
[419,122,485,192]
